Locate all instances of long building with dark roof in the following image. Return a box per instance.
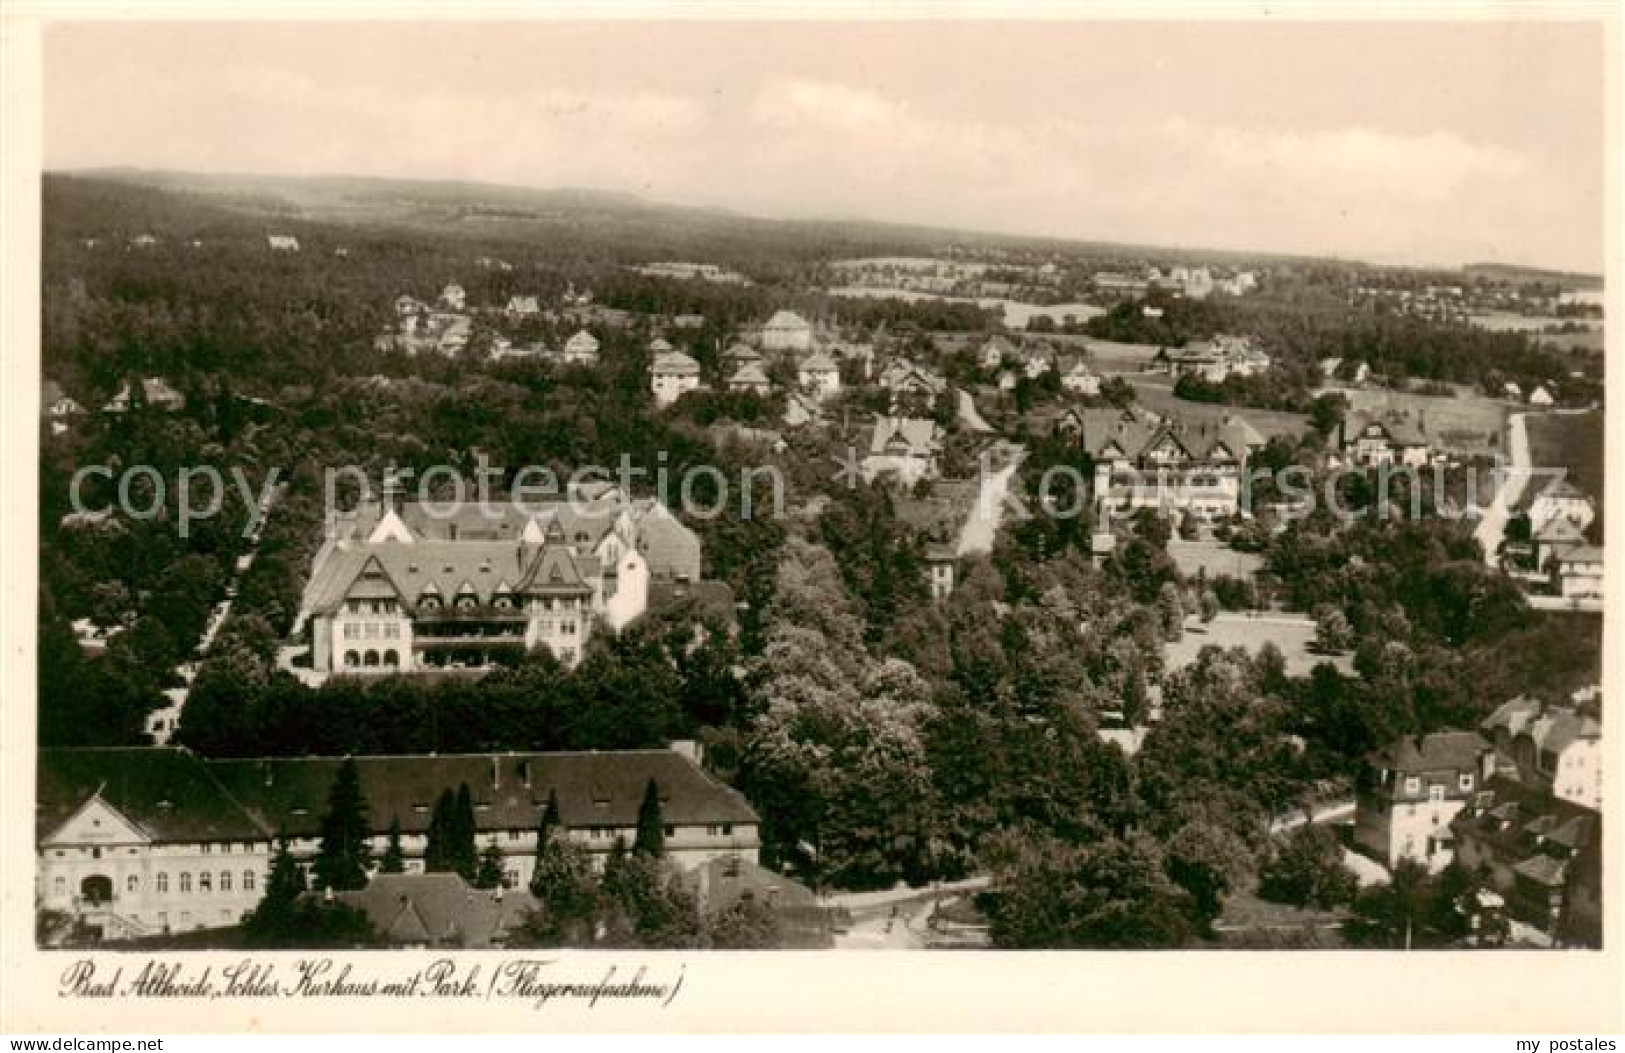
[37,745,759,942]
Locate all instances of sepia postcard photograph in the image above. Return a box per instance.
[1,1,1620,1036]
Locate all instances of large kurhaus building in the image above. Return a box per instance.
[1075,409,1265,521]
[299,484,701,676]
[37,746,761,942]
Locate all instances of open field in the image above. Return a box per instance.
[1165,611,1355,678]
[1167,540,1265,580]
[825,286,1103,330]
[1335,385,1507,456]
[1128,375,1310,440]
[1526,409,1604,501]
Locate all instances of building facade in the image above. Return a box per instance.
[38,746,761,942]
[1354,731,1495,871]
[300,486,700,676]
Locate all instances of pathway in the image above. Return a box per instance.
[956,444,1024,557]
[146,483,283,744]
[1473,410,1530,566]
[955,387,994,434]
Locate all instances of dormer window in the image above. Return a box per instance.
[1403,776,1420,795]
[419,596,442,611]
[456,595,478,611]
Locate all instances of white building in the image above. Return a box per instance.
[797,352,841,402]
[761,310,813,354]
[651,350,703,407]
[1482,698,1603,812]
[1355,732,1495,872]
[267,234,300,252]
[299,484,699,676]
[561,330,600,366]
[439,284,467,311]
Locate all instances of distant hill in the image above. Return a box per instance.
[57,167,1331,270]
[1461,261,1602,288]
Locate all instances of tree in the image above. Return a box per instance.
[634,779,665,858]
[475,841,507,890]
[1313,604,1355,654]
[985,832,1194,949]
[526,827,600,946]
[243,837,308,944]
[379,818,405,874]
[1345,858,1436,949]
[424,787,477,877]
[1308,392,1349,436]
[1257,825,1357,910]
[707,898,785,949]
[312,758,371,891]
[450,783,479,880]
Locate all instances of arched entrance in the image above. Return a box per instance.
[80,874,113,905]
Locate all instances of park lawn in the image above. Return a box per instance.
[1165,611,1355,678]
[1167,539,1265,580]
[1526,409,1603,502]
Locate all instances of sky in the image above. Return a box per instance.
[43,18,1607,272]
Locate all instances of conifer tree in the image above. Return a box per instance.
[424,789,456,873]
[634,778,665,858]
[313,757,371,891]
[452,783,478,880]
[476,842,507,890]
[379,817,405,874]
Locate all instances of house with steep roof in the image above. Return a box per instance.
[1058,356,1101,396]
[683,855,834,948]
[861,417,943,486]
[1354,731,1495,871]
[1532,514,1588,571]
[760,309,813,353]
[1525,477,1595,537]
[651,349,702,407]
[1528,384,1555,407]
[1481,698,1602,811]
[877,360,947,406]
[299,483,697,675]
[726,361,772,396]
[561,329,600,366]
[1551,545,1603,602]
[1450,777,1601,946]
[797,352,841,403]
[36,748,274,940]
[1078,411,1256,521]
[326,873,538,948]
[439,283,467,311]
[1338,411,1431,468]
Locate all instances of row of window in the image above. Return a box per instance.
[52,870,259,897]
[1401,773,1474,797]
[344,600,399,615]
[342,622,404,641]
[343,649,402,668]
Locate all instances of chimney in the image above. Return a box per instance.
[383,468,402,513]
[491,756,500,790]
[323,886,334,903]
[519,760,532,790]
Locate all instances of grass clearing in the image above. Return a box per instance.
[1526,410,1604,501]
[1165,611,1354,678]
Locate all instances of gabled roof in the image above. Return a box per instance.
[1370,731,1490,774]
[764,309,810,330]
[38,748,272,844]
[652,350,701,376]
[304,538,597,614]
[728,362,771,386]
[1556,545,1603,567]
[799,352,839,374]
[1344,410,1427,447]
[330,872,541,948]
[208,749,759,840]
[1535,516,1588,544]
[868,417,941,457]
